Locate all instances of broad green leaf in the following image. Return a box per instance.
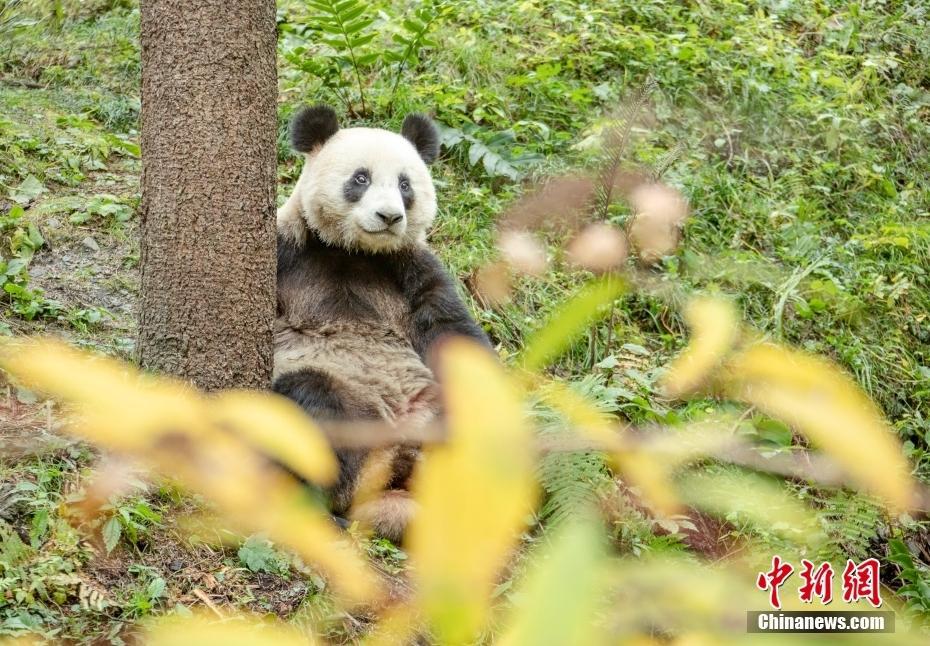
[147,577,166,600]
[5,257,27,277]
[238,535,279,573]
[102,516,122,554]
[9,174,46,205]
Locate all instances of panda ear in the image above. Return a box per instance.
[401,113,440,164]
[290,105,340,153]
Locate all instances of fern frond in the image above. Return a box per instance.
[815,491,882,563]
[533,375,619,527]
[594,76,657,219]
[651,141,687,182]
[307,0,376,115]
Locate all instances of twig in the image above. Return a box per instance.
[0,76,44,89]
[192,588,224,618]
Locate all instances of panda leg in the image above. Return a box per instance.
[272,367,375,523]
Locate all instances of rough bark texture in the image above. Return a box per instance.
[139,0,277,390]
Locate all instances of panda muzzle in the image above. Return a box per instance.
[375,210,404,226]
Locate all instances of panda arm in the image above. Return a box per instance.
[404,249,491,361]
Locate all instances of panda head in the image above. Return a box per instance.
[288,105,440,253]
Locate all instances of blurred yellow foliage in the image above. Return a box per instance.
[408,338,537,644]
[660,296,739,398]
[726,343,913,510]
[0,338,377,604]
[145,613,316,646]
[0,284,919,643]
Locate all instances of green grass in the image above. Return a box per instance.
[1,0,930,640]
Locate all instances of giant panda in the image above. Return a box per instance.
[274,105,491,542]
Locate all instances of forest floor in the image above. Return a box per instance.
[1,0,929,642]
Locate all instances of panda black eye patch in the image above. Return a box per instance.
[398,173,415,210]
[343,168,371,203]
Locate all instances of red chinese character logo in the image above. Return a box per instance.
[842,558,882,607]
[757,555,794,609]
[798,559,834,604]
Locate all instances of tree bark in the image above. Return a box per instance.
[139,0,277,390]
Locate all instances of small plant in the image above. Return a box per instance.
[125,565,167,618]
[437,122,543,181]
[887,538,930,622]
[69,193,134,225]
[283,1,444,116]
[365,537,408,575]
[100,495,163,554]
[238,534,290,575]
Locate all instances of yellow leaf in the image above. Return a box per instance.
[660,297,739,398]
[0,338,208,449]
[727,344,913,510]
[677,469,824,545]
[615,450,681,516]
[498,521,609,646]
[521,276,626,372]
[408,338,537,644]
[609,557,759,636]
[146,612,316,646]
[364,604,418,646]
[210,390,338,485]
[0,339,379,604]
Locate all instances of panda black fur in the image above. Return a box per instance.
[274,105,490,542]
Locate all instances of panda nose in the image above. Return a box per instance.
[376,211,404,226]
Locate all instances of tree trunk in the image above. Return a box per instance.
[139,0,277,390]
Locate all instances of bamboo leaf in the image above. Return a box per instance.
[344,18,374,34]
[402,18,426,33]
[340,4,366,22]
[356,51,380,65]
[349,32,376,48]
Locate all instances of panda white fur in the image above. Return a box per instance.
[274,105,490,542]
